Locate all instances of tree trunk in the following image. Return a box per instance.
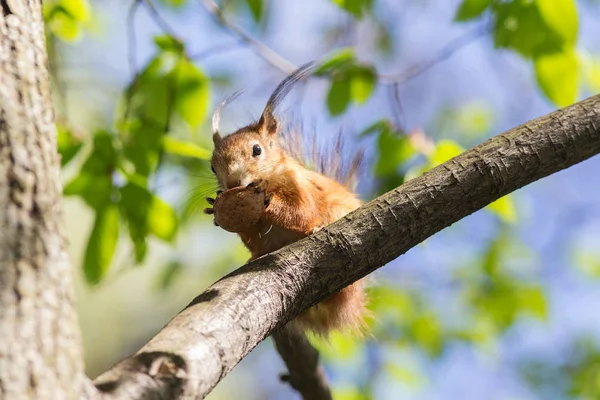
[0,1,88,398]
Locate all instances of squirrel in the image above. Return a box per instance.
[203,63,368,337]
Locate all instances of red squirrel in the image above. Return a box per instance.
[204,63,368,336]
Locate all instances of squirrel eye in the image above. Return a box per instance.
[252,144,262,157]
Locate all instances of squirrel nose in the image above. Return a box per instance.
[226,176,241,189]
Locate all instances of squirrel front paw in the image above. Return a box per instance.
[204,190,224,226]
[207,186,266,233]
[246,179,272,207]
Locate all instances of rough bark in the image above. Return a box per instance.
[93,95,600,399]
[0,1,90,399]
[272,327,332,400]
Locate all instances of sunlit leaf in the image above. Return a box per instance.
[488,195,517,223]
[332,386,366,400]
[154,35,184,53]
[173,58,210,129]
[63,131,116,210]
[428,140,464,167]
[534,49,579,107]
[331,0,373,18]
[163,137,211,159]
[536,0,578,47]
[455,0,493,21]
[48,12,79,41]
[148,195,178,242]
[327,78,351,116]
[518,286,547,320]
[119,181,178,263]
[56,124,83,166]
[83,203,119,284]
[60,0,90,21]
[375,128,415,176]
[581,54,600,93]
[315,48,355,75]
[384,363,423,386]
[411,313,443,357]
[493,0,564,58]
[350,65,376,104]
[454,101,494,138]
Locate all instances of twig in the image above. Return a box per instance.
[379,23,491,84]
[127,0,142,78]
[143,0,179,38]
[196,0,297,74]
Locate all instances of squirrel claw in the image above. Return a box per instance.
[311,225,325,235]
[248,179,269,193]
[216,190,224,196]
[206,197,215,205]
[264,192,273,207]
[203,207,214,215]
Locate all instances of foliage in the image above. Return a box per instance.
[45,0,600,398]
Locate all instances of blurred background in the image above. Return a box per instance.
[45,0,600,398]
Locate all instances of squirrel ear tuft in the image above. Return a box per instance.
[258,113,279,137]
[258,62,314,137]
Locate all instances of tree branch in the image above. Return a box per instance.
[197,0,297,74]
[93,94,600,399]
[272,326,332,400]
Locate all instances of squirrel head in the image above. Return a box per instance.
[210,63,313,190]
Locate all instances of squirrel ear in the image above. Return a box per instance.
[257,113,279,137]
[257,62,314,137]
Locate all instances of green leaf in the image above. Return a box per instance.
[427,140,464,167]
[119,181,178,263]
[154,35,184,53]
[455,0,493,21]
[581,54,600,93]
[246,0,263,22]
[375,128,415,176]
[56,124,83,166]
[493,0,564,58]
[173,58,210,129]
[83,203,119,284]
[411,313,443,357]
[148,195,178,241]
[48,11,80,41]
[60,0,90,21]
[63,131,116,210]
[163,137,211,159]
[488,195,517,223]
[518,286,547,320]
[159,0,187,6]
[331,0,373,18]
[327,78,351,116]
[315,48,355,76]
[536,0,578,47]
[534,49,579,107]
[350,66,376,104]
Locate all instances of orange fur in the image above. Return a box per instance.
[211,124,368,337]
[209,65,367,337]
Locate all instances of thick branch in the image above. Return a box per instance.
[94,95,600,399]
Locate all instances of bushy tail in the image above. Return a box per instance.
[290,279,370,338]
[279,124,364,192]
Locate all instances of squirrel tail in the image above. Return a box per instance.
[290,279,370,338]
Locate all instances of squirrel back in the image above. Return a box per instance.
[208,63,369,337]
